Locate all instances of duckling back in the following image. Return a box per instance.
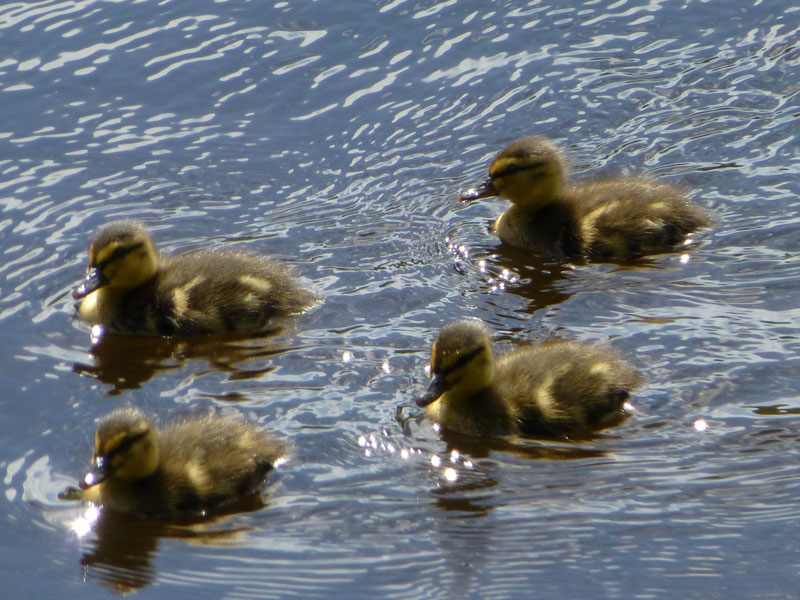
[495,340,641,437]
[126,250,316,335]
[564,178,711,259]
[154,415,286,514]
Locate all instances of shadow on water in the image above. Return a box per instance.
[73,497,267,594]
[399,406,614,462]
[485,242,576,311]
[436,428,614,461]
[72,330,297,395]
[488,239,689,309]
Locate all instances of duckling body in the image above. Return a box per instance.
[417,320,641,438]
[73,221,316,336]
[78,407,286,518]
[460,137,711,260]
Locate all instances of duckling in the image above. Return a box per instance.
[417,320,641,438]
[75,407,286,518]
[73,220,317,335]
[459,136,711,260]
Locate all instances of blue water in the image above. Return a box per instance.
[1,0,799,597]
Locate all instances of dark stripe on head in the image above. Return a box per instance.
[437,345,484,377]
[103,427,149,459]
[491,160,546,181]
[94,241,144,269]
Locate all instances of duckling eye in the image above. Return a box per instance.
[491,161,545,181]
[104,428,149,459]
[97,242,143,270]
[440,346,483,376]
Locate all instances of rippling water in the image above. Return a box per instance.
[1,0,799,597]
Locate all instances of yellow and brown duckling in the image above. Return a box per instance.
[74,407,286,518]
[73,220,316,335]
[459,136,711,260]
[417,320,641,438]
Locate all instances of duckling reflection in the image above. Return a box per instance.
[417,320,641,439]
[65,407,286,518]
[460,136,711,261]
[72,329,289,395]
[448,236,574,312]
[77,503,260,594]
[73,220,317,336]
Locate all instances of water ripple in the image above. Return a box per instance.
[0,0,799,598]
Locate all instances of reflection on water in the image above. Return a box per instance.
[72,327,295,395]
[1,0,799,597]
[73,504,262,594]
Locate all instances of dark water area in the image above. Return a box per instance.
[1,0,799,597]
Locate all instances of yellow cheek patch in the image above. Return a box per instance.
[79,292,102,322]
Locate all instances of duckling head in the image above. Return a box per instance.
[417,320,493,408]
[80,407,159,489]
[459,136,566,210]
[73,221,158,300]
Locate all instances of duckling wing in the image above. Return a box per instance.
[568,180,710,259]
[157,417,286,512]
[150,251,316,335]
[495,341,641,436]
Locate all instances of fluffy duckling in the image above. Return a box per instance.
[76,407,286,518]
[417,320,641,438]
[460,136,711,260]
[73,221,316,336]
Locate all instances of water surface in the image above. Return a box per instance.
[1,0,799,598]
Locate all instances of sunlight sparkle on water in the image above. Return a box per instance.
[358,433,412,458]
[90,324,104,345]
[694,418,708,432]
[70,504,100,538]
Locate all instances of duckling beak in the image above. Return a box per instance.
[79,456,110,490]
[73,267,107,300]
[459,177,497,202]
[417,373,447,407]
